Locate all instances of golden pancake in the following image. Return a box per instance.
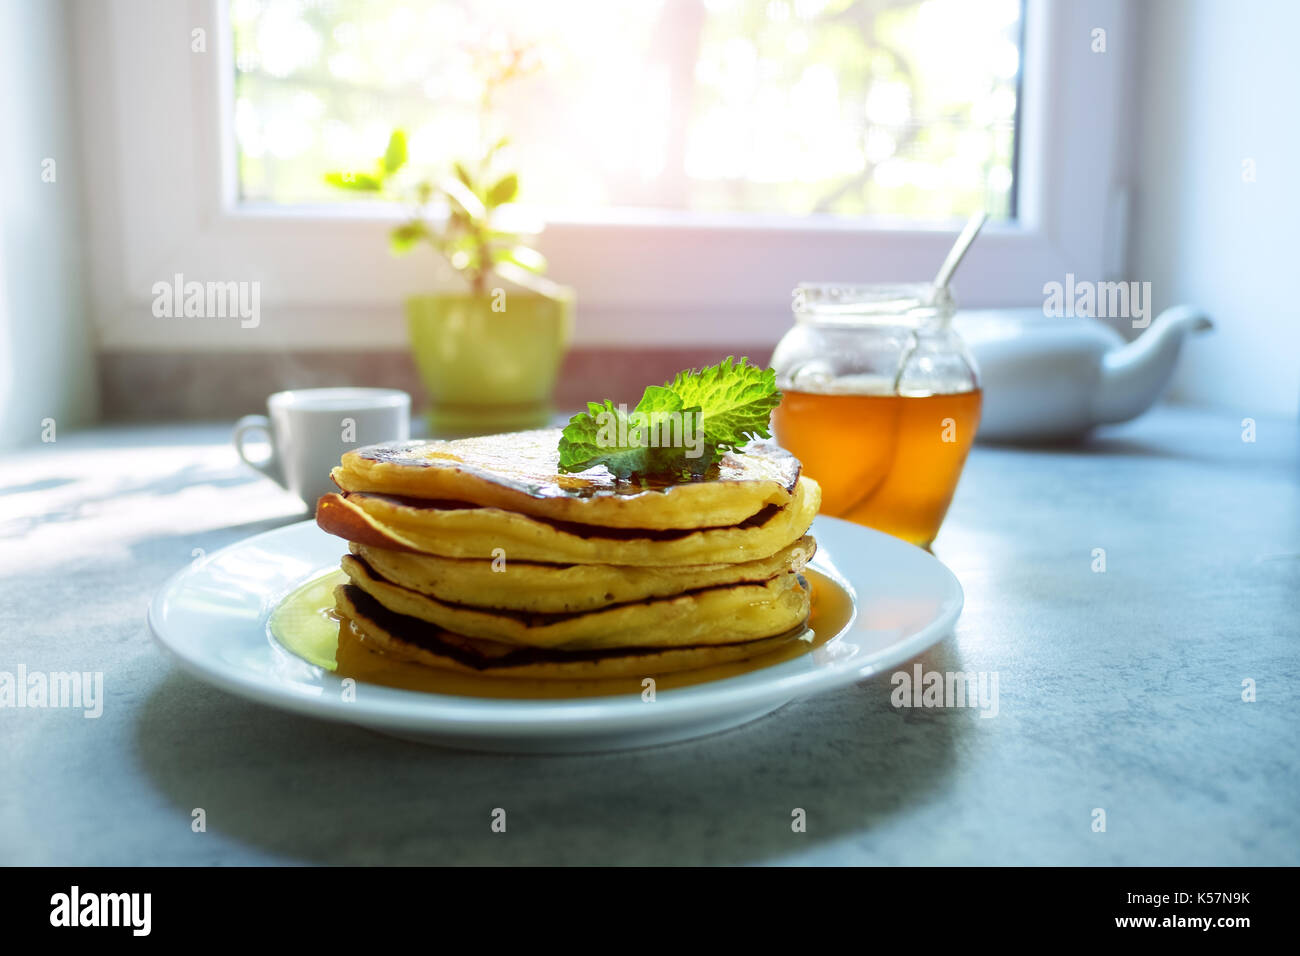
[335,585,811,679]
[341,552,811,650]
[350,536,816,613]
[317,475,820,566]
[330,429,800,530]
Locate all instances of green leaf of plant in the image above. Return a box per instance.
[556,357,781,479]
[486,173,519,208]
[557,402,645,479]
[383,129,407,175]
[324,170,383,191]
[662,356,780,451]
[453,161,477,194]
[389,221,429,254]
[441,175,487,223]
[480,228,526,242]
[491,244,546,273]
[557,391,701,479]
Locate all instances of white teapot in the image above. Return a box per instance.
[953,305,1212,442]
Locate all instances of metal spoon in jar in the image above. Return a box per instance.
[931,211,988,305]
[892,211,988,392]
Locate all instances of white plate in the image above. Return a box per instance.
[148,516,963,753]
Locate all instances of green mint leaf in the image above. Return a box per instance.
[556,401,662,479]
[662,356,780,451]
[557,391,694,479]
[556,358,780,479]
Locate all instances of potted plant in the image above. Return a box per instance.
[326,43,572,435]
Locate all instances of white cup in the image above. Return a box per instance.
[233,387,410,510]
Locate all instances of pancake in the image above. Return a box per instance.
[330,428,800,530]
[350,535,816,613]
[317,475,821,566]
[335,585,812,679]
[341,552,811,650]
[313,420,824,681]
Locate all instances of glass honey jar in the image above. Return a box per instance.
[771,282,982,548]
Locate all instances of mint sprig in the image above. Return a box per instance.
[557,357,781,479]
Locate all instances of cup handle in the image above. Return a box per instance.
[233,414,284,487]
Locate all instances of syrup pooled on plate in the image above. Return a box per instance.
[773,389,982,548]
[269,568,853,700]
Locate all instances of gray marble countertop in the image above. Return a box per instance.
[2,405,1297,865]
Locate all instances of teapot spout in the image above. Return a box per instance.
[1093,305,1212,425]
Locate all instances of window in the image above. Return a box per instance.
[81,0,1134,352]
[231,0,1023,221]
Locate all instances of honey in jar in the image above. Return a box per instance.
[771,283,982,548]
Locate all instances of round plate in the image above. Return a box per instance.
[148,516,963,753]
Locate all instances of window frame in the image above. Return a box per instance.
[82,0,1137,350]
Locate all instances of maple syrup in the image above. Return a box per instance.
[270,567,853,699]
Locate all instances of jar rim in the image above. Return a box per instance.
[793,282,952,325]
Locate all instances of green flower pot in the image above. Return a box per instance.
[405,290,574,436]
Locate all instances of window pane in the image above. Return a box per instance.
[231,0,1022,220]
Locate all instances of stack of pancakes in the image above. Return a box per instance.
[315,428,822,679]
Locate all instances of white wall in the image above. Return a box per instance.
[1132,0,1300,418]
[0,0,98,448]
